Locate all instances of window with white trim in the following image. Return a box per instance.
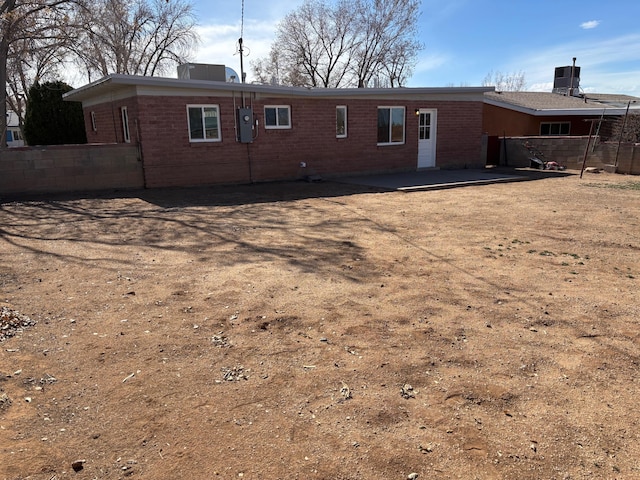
[264,105,291,129]
[187,105,221,142]
[91,111,97,132]
[540,122,570,136]
[377,106,405,145]
[336,105,347,138]
[121,107,130,143]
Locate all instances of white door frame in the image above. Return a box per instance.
[417,108,437,169]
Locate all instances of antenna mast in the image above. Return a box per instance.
[238,0,246,83]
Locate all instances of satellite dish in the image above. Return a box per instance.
[226,67,240,83]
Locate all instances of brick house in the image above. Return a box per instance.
[483,91,640,167]
[483,91,640,138]
[5,110,24,147]
[64,74,492,188]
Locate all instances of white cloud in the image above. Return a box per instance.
[413,53,450,74]
[499,33,640,95]
[528,82,553,93]
[580,20,600,30]
[193,19,278,81]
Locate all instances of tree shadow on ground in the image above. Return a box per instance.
[0,180,387,282]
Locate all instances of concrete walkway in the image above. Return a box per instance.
[337,168,530,192]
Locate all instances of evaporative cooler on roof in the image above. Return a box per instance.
[552,65,581,96]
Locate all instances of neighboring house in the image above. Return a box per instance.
[5,111,24,147]
[483,91,640,138]
[63,74,492,188]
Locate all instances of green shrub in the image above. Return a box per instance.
[23,81,87,146]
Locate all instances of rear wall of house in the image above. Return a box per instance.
[483,104,597,137]
[84,95,484,188]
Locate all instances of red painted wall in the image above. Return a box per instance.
[84,95,485,188]
[483,103,600,137]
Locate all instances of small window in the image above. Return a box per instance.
[377,106,405,145]
[540,122,570,136]
[187,105,221,142]
[6,130,13,142]
[419,112,431,140]
[121,107,130,143]
[91,111,97,132]
[336,106,347,138]
[264,105,291,129]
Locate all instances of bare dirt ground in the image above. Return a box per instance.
[1,169,639,480]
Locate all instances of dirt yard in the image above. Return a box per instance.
[1,169,639,480]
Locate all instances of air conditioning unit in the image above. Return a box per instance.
[177,63,227,82]
[552,65,580,96]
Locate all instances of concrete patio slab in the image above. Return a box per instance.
[336,169,530,191]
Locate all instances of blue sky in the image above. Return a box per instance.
[191,0,640,95]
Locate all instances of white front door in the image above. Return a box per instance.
[417,109,437,169]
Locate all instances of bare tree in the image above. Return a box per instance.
[252,0,421,88]
[1,0,82,149]
[482,70,527,92]
[378,38,417,88]
[252,46,309,87]
[265,0,354,88]
[351,0,421,88]
[70,0,199,81]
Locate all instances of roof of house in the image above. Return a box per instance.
[63,73,494,105]
[484,91,640,116]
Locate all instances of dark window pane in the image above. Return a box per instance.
[336,107,346,136]
[203,108,219,139]
[189,107,204,139]
[378,108,390,143]
[265,108,277,126]
[277,107,290,126]
[391,108,404,142]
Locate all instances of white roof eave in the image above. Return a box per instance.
[63,73,494,103]
[485,97,639,116]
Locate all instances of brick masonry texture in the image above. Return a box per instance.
[85,95,486,188]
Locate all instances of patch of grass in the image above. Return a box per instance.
[539,250,554,256]
[586,182,640,191]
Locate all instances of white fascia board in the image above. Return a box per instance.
[484,97,635,116]
[64,73,493,103]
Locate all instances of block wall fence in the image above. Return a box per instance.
[500,137,640,174]
[0,144,143,196]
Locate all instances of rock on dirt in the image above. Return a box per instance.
[0,306,36,341]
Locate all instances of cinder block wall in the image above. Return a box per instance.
[0,144,143,195]
[501,137,640,174]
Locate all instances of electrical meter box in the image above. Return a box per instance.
[237,108,253,143]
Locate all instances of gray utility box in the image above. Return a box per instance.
[237,108,253,143]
